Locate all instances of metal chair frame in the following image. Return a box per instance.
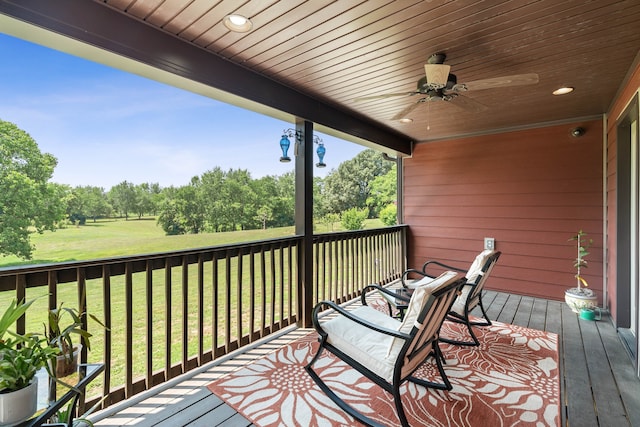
[305,276,465,427]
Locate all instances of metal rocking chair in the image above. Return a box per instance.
[305,271,465,427]
[401,250,501,346]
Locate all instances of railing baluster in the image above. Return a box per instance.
[124,262,133,398]
[279,246,284,329]
[197,254,204,365]
[270,246,276,332]
[102,265,112,406]
[164,258,172,380]
[212,254,219,357]
[225,254,231,352]
[237,251,243,346]
[249,248,256,341]
[181,256,188,372]
[145,261,153,388]
[260,248,266,338]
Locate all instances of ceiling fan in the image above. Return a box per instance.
[355,53,538,120]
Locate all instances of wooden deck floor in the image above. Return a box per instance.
[91,291,640,427]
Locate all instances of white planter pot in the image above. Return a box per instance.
[0,377,38,425]
[565,288,598,313]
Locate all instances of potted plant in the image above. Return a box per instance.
[46,303,105,378]
[564,230,598,313]
[0,299,59,425]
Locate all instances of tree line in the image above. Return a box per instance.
[1,119,397,260]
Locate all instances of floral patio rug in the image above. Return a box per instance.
[207,317,559,426]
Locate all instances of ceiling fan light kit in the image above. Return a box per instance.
[424,63,451,89]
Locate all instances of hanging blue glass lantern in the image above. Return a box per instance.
[316,142,326,168]
[279,134,291,162]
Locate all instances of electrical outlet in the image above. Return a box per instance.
[484,237,495,250]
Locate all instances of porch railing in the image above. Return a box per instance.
[0,225,407,413]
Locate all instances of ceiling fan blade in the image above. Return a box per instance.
[455,73,539,92]
[447,94,488,113]
[354,91,419,101]
[390,100,424,120]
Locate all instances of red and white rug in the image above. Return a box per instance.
[208,318,559,426]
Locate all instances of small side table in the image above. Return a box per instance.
[381,287,414,319]
[19,363,105,427]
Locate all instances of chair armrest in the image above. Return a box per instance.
[312,300,411,341]
[421,260,466,275]
[361,284,410,305]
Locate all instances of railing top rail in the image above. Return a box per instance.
[313,225,407,242]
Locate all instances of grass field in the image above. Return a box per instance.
[0,217,383,267]
[0,218,295,267]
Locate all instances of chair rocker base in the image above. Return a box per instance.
[305,341,452,427]
[440,308,492,347]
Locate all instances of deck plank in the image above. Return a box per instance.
[89,291,640,427]
[561,302,599,426]
[597,316,640,427]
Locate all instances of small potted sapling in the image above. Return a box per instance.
[564,230,598,313]
[46,303,105,378]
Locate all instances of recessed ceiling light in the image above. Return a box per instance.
[223,14,253,33]
[399,118,413,123]
[552,87,574,95]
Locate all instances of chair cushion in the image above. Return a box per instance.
[397,271,460,335]
[451,284,473,315]
[404,274,437,289]
[465,249,495,282]
[387,271,460,357]
[323,305,400,382]
[451,250,495,314]
[321,271,459,382]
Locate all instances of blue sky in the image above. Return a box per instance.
[0,33,365,189]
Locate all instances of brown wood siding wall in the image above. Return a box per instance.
[606,58,640,321]
[404,120,603,302]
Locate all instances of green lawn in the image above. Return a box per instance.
[0,217,383,267]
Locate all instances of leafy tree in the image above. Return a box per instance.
[199,167,228,232]
[0,119,65,259]
[67,185,111,223]
[156,182,205,234]
[318,212,340,232]
[379,203,397,226]
[271,172,295,227]
[109,181,136,219]
[323,149,392,216]
[367,164,397,217]
[224,169,256,231]
[255,206,273,230]
[134,183,157,219]
[341,208,368,230]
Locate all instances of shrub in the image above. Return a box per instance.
[379,204,397,226]
[341,208,368,230]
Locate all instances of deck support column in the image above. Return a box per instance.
[295,119,314,328]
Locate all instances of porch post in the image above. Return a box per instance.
[295,119,314,328]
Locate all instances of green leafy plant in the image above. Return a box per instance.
[0,299,59,392]
[568,230,593,290]
[46,303,105,362]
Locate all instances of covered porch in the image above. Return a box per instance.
[1,1,640,425]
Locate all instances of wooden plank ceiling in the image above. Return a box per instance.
[2,0,640,148]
